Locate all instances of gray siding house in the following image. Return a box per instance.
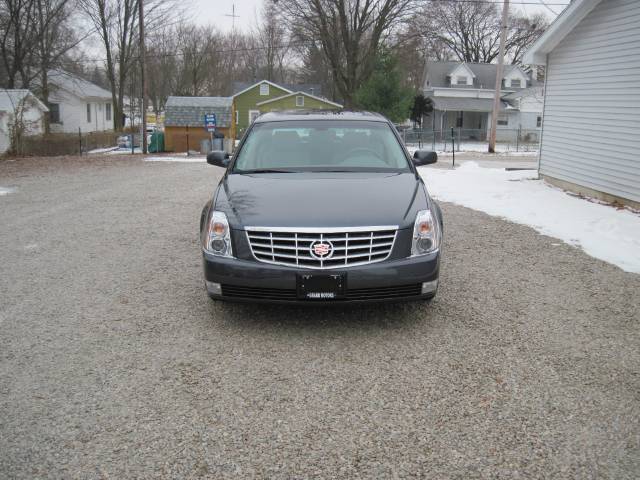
[422,61,542,141]
[524,0,640,208]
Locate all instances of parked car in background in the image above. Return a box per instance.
[200,111,443,304]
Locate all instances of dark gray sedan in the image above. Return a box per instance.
[200,111,442,304]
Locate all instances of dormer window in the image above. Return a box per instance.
[511,79,522,88]
[456,76,468,85]
[259,83,269,96]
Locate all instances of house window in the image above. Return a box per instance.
[49,103,60,124]
[259,83,269,96]
[235,110,239,125]
[105,103,111,121]
[86,103,91,123]
[511,79,522,88]
[296,96,304,107]
[456,76,467,85]
[456,111,463,128]
[249,110,260,123]
[536,116,542,128]
[497,114,508,126]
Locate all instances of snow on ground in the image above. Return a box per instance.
[406,144,538,156]
[88,147,120,154]
[420,162,640,274]
[0,187,15,196]
[144,155,205,163]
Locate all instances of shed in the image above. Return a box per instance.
[0,89,49,155]
[164,96,232,152]
[523,0,640,208]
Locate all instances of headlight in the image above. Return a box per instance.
[203,210,233,257]
[411,208,441,256]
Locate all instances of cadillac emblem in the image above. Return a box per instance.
[310,240,333,259]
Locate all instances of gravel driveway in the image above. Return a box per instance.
[1,155,638,478]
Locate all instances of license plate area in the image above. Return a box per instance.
[297,273,345,300]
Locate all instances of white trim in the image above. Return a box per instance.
[235,110,238,125]
[255,91,343,108]
[232,80,292,98]
[523,0,602,64]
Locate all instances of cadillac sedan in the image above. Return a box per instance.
[200,111,442,304]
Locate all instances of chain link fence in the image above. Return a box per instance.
[400,128,540,153]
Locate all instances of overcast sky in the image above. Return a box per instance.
[192,0,565,33]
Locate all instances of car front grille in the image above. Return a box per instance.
[221,283,422,301]
[245,227,397,269]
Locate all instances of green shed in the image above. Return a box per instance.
[257,92,343,114]
[231,80,291,139]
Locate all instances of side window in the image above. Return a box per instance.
[497,114,508,126]
[49,103,60,124]
[456,76,467,85]
[86,103,91,123]
[536,116,542,128]
[511,78,522,88]
[248,110,260,124]
[105,103,112,121]
[296,96,304,107]
[259,83,269,96]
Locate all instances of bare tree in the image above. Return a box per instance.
[275,0,416,107]
[418,1,548,64]
[253,5,290,82]
[79,0,182,129]
[0,0,39,88]
[33,0,83,132]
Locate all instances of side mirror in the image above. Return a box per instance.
[413,150,437,166]
[207,150,230,167]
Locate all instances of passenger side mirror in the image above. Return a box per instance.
[207,150,230,168]
[413,150,437,166]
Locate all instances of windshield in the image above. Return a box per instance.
[232,120,411,173]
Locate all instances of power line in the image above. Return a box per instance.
[62,40,318,65]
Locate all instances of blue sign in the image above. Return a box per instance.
[204,113,217,132]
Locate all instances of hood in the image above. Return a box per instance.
[215,172,428,230]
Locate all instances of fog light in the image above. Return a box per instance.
[417,237,433,252]
[206,281,222,295]
[421,280,438,294]
[211,239,226,252]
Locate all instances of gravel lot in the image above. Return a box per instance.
[1,155,638,479]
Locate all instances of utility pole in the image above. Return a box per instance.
[225,4,240,31]
[139,0,147,154]
[489,0,510,153]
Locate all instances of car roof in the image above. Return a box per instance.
[254,110,389,123]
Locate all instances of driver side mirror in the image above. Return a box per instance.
[207,150,230,167]
[413,150,437,166]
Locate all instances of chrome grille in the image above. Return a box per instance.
[245,226,397,269]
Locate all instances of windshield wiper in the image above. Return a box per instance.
[237,168,298,174]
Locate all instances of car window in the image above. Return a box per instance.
[233,120,411,173]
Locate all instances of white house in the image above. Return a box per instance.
[524,0,640,208]
[47,70,114,133]
[422,61,543,140]
[0,89,48,155]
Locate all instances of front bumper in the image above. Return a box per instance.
[203,251,440,304]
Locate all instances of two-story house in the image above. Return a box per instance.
[422,61,543,141]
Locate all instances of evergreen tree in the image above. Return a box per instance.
[355,49,413,123]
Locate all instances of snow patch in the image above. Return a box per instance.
[420,162,640,273]
[144,156,206,163]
